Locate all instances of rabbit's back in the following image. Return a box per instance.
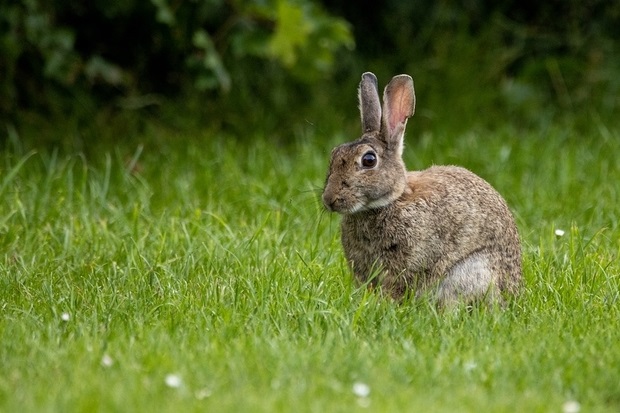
[340,165,522,301]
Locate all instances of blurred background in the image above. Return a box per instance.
[1,0,619,148]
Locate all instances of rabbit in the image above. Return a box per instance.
[322,72,522,307]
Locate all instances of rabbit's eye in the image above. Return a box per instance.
[361,152,377,168]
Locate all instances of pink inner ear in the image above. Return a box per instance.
[387,88,413,132]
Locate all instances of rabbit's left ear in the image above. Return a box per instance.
[359,72,381,133]
[382,75,415,155]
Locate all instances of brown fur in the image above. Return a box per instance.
[322,73,522,306]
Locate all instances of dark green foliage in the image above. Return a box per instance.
[324,0,620,130]
[1,0,619,146]
[0,0,352,115]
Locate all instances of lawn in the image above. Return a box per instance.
[1,116,619,412]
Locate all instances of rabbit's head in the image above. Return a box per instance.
[322,72,416,214]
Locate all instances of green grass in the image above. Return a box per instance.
[1,118,619,412]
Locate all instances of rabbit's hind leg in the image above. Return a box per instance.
[436,251,501,309]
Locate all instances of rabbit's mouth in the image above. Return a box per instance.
[322,192,361,214]
[323,196,353,214]
[323,192,392,215]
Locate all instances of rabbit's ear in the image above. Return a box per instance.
[359,72,381,133]
[382,75,415,154]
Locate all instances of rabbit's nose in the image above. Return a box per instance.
[322,192,338,212]
[323,197,336,211]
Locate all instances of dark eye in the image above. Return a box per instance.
[361,152,377,168]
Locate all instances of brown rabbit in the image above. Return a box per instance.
[322,72,522,307]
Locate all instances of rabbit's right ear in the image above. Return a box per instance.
[359,72,381,133]
[382,75,415,155]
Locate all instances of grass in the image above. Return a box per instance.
[1,115,619,412]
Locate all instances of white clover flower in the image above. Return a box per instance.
[352,382,370,398]
[555,229,565,237]
[101,354,114,367]
[165,374,182,388]
[61,312,70,321]
[562,400,580,413]
[463,360,477,372]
